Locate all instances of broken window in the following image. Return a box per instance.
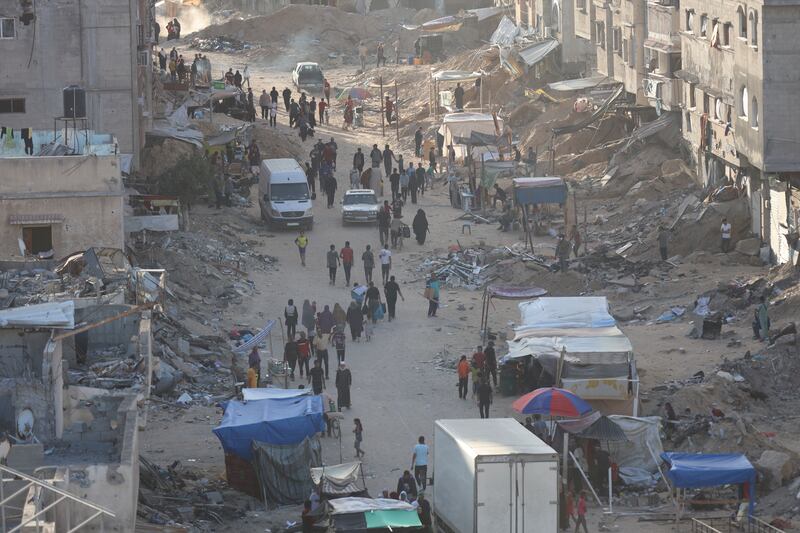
[22,226,53,255]
[738,6,747,39]
[613,28,622,54]
[700,14,708,37]
[689,83,697,108]
[0,18,14,39]
[685,9,695,32]
[595,22,605,47]
[0,98,25,113]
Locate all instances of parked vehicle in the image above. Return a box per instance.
[433,418,558,533]
[341,189,379,224]
[292,62,324,93]
[259,159,313,229]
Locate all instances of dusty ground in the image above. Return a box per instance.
[140,46,784,532]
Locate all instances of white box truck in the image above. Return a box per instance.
[259,158,313,229]
[433,418,559,533]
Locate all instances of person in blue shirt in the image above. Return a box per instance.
[411,435,429,490]
[425,273,440,317]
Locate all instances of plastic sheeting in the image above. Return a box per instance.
[0,301,75,329]
[557,411,628,442]
[516,297,616,332]
[606,416,663,478]
[310,461,366,497]
[432,70,483,82]
[328,497,416,515]
[251,436,322,505]
[233,319,277,354]
[513,177,568,204]
[213,396,325,460]
[439,113,503,160]
[242,388,311,401]
[552,84,625,136]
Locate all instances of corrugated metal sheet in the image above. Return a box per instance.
[518,39,560,67]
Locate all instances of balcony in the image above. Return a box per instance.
[642,73,682,111]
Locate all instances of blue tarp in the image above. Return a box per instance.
[661,452,756,515]
[513,177,567,205]
[213,396,325,460]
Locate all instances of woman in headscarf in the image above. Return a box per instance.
[412,209,429,245]
[332,303,347,328]
[346,301,363,341]
[301,299,315,336]
[335,362,352,409]
[318,305,335,334]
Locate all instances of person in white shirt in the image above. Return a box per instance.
[720,217,732,253]
[378,246,392,283]
[411,436,429,490]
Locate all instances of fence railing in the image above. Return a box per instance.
[0,464,115,532]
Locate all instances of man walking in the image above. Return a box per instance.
[270,86,279,105]
[379,245,392,284]
[340,241,354,286]
[282,87,292,112]
[377,204,391,247]
[720,217,732,253]
[362,245,375,284]
[284,299,299,339]
[457,355,469,399]
[400,164,410,201]
[383,144,394,178]
[383,275,404,321]
[294,231,308,266]
[484,340,498,387]
[358,41,368,71]
[308,359,325,395]
[389,168,400,201]
[259,89,269,120]
[327,244,340,285]
[556,234,571,273]
[411,436,429,490]
[477,377,493,418]
[425,273,440,317]
[414,127,423,157]
[353,147,365,173]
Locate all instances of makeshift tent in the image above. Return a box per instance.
[252,436,322,505]
[606,416,663,485]
[556,411,627,442]
[328,498,423,532]
[512,178,572,250]
[233,319,277,354]
[480,284,548,342]
[310,461,368,498]
[213,395,325,460]
[242,388,311,401]
[661,452,756,516]
[430,71,484,117]
[438,113,502,160]
[516,297,616,335]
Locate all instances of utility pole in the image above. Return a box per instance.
[380,76,385,137]
[395,80,400,142]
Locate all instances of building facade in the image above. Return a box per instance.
[0,0,153,166]
[592,0,647,100]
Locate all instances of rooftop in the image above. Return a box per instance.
[0,129,119,158]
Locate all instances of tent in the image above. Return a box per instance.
[556,411,627,442]
[242,387,311,401]
[606,416,663,485]
[310,461,368,499]
[438,113,502,160]
[213,395,325,460]
[515,297,617,336]
[252,436,322,505]
[511,178,573,251]
[328,498,423,532]
[430,71,484,118]
[660,452,756,516]
[480,284,548,342]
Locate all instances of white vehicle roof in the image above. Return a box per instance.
[296,62,320,68]
[261,158,304,182]
[436,418,555,457]
[344,189,376,195]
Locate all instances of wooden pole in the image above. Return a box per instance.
[395,80,400,142]
[380,76,385,137]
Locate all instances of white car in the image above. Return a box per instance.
[292,62,324,93]
[342,189,379,224]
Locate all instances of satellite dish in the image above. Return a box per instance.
[17,409,35,440]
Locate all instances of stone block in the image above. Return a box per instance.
[735,238,761,256]
[756,450,793,490]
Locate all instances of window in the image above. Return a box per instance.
[622,39,629,62]
[737,7,747,39]
[22,226,53,255]
[0,18,14,39]
[0,98,25,114]
[714,97,723,120]
[751,96,758,128]
[685,111,693,133]
[551,3,560,33]
[703,93,710,114]
[722,23,732,46]
[576,0,586,12]
[726,104,732,124]
[748,10,758,46]
[739,86,749,118]
[689,83,697,108]
[595,22,605,47]
[612,27,622,54]
[700,14,708,37]
[685,9,695,32]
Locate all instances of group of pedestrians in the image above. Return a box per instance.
[455,342,499,418]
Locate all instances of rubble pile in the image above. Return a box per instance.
[190,35,253,52]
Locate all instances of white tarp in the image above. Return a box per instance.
[548,75,612,92]
[439,113,503,160]
[0,301,75,329]
[310,461,361,485]
[503,334,632,363]
[432,70,483,82]
[516,297,616,333]
[328,497,415,515]
[242,388,311,401]
[606,416,663,476]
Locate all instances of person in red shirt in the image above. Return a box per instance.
[472,345,485,370]
[385,96,394,124]
[457,355,470,399]
[340,241,354,286]
[574,490,588,533]
[318,98,327,125]
[296,332,311,377]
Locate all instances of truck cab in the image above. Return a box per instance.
[259,159,313,229]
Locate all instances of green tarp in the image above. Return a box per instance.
[364,510,422,528]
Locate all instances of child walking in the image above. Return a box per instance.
[353,418,365,458]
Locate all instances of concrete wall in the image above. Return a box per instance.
[0,0,142,156]
[574,0,593,41]
[0,155,122,195]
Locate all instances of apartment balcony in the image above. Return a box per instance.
[642,73,682,111]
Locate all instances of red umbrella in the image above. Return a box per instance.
[512,387,592,418]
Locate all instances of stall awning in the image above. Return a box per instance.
[512,177,567,204]
[486,285,548,300]
[432,70,482,82]
[660,453,757,489]
[519,39,560,67]
[310,462,366,497]
[8,214,65,225]
[517,297,616,330]
[643,39,680,53]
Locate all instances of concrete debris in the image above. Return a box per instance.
[757,451,794,491]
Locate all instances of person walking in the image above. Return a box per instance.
[429,146,438,172]
[477,377,493,418]
[340,241,354,286]
[353,418,365,458]
[365,282,381,324]
[327,244,340,285]
[350,166,361,189]
[378,245,392,284]
[308,359,325,395]
[332,326,347,363]
[282,87,292,112]
[248,347,261,386]
[284,337,298,380]
[297,332,311,377]
[755,295,770,341]
[658,225,670,261]
[383,275,404,321]
[389,168,400,201]
[269,100,277,128]
[295,231,309,266]
[409,164,418,204]
[347,301,363,341]
[314,330,330,379]
[259,89,269,119]
[484,340,498,387]
[720,217,732,253]
[270,86,279,105]
[414,127,424,157]
[353,147,365,173]
[358,41,368,72]
[556,234,571,273]
[411,436,429,490]
[319,305,334,334]
[362,245,375,284]
[400,164,410,201]
[335,362,352,409]
[457,355,469,399]
[574,491,588,533]
[333,303,347,330]
[302,300,316,337]
[416,163,426,197]
[318,98,327,125]
[285,299,299,339]
[412,209,429,245]
[377,204,391,247]
[383,144,394,178]
[425,273,440,317]
[324,171,338,208]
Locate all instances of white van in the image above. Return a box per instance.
[259,158,313,229]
